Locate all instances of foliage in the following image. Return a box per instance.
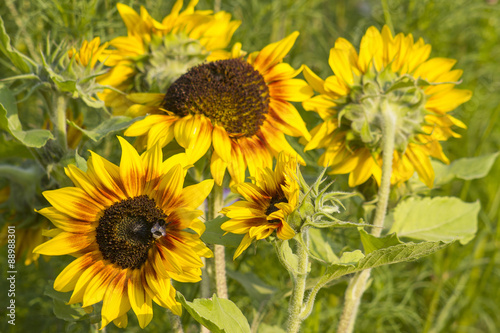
[0,0,499,332]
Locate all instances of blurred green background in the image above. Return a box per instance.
[0,0,499,332]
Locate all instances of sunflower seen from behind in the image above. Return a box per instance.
[302,25,472,187]
[125,32,313,186]
[33,137,213,328]
[98,0,241,115]
[220,152,298,259]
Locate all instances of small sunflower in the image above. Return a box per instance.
[98,0,241,115]
[33,137,213,328]
[125,32,313,185]
[220,152,298,259]
[302,25,472,187]
[68,37,109,69]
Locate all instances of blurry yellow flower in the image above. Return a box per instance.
[303,25,472,187]
[0,186,48,266]
[68,37,109,68]
[98,0,241,115]
[33,137,213,328]
[125,33,313,186]
[221,152,298,259]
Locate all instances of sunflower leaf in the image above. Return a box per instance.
[177,293,251,333]
[226,270,277,304]
[201,216,244,247]
[0,16,33,73]
[44,284,88,322]
[359,228,402,254]
[324,240,452,281]
[0,87,53,148]
[67,116,142,142]
[432,153,499,185]
[389,196,479,245]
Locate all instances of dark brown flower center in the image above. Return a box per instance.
[96,195,166,269]
[161,58,270,137]
[265,196,288,223]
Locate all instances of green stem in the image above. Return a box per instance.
[208,184,228,298]
[167,310,184,333]
[287,229,309,333]
[337,102,397,333]
[53,94,68,151]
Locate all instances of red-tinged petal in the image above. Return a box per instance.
[42,187,101,221]
[54,253,95,292]
[33,231,95,255]
[118,137,145,197]
[252,32,299,74]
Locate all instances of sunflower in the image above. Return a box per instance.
[125,32,313,186]
[98,0,241,115]
[302,25,472,187]
[33,137,213,328]
[220,152,298,259]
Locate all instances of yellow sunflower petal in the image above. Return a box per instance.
[128,272,153,329]
[53,253,94,292]
[210,150,228,186]
[329,48,354,86]
[212,124,232,162]
[233,233,254,259]
[101,271,131,329]
[406,144,435,187]
[252,31,299,74]
[118,137,145,197]
[302,65,326,94]
[33,231,95,255]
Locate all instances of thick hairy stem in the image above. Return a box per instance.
[53,94,68,151]
[337,103,396,333]
[287,230,309,333]
[208,185,228,298]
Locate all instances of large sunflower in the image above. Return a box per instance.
[98,0,241,115]
[220,152,298,259]
[302,25,472,187]
[33,137,213,328]
[125,32,313,185]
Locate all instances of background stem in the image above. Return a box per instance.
[208,184,228,299]
[287,229,310,333]
[337,102,397,333]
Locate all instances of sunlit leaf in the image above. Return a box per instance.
[177,293,251,333]
[390,196,479,244]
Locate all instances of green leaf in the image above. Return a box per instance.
[338,250,365,264]
[74,150,87,172]
[226,270,277,303]
[177,293,251,333]
[68,116,141,142]
[308,228,339,264]
[0,87,53,147]
[325,240,451,280]
[201,216,244,247]
[44,285,88,322]
[359,228,402,254]
[433,153,499,185]
[389,196,479,245]
[279,239,299,273]
[0,16,32,73]
[0,134,32,158]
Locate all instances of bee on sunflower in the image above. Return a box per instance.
[33,137,213,328]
